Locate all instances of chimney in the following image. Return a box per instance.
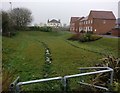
[58,19,60,23]
[48,19,49,23]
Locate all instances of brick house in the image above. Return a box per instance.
[70,17,79,32]
[70,10,116,34]
[79,10,116,34]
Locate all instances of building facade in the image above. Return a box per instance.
[47,19,61,28]
[70,10,116,35]
[70,17,79,32]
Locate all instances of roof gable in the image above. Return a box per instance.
[80,16,88,21]
[89,10,116,20]
[70,17,79,23]
[48,19,60,23]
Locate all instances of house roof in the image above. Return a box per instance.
[70,17,79,23]
[89,10,116,20]
[48,19,60,23]
[77,17,85,21]
[80,16,88,21]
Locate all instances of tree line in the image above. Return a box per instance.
[1,7,32,37]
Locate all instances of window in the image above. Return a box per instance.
[88,27,89,31]
[90,27,92,31]
[85,27,87,31]
[87,20,89,24]
[91,20,93,24]
[88,26,89,31]
[89,20,90,24]
[84,21,86,24]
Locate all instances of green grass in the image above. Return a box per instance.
[2,31,119,91]
[66,37,119,57]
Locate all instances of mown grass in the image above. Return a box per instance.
[67,37,119,57]
[2,31,119,91]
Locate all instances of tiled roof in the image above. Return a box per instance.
[77,17,85,21]
[48,19,60,23]
[80,16,88,21]
[70,17,79,23]
[90,10,116,19]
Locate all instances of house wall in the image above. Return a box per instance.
[79,18,116,34]
[93,19,116,34]
[74,20,80,32]
[111,29,120,37]
[70,23,75,32]
[79,18,93,32]
[47,23,61,28]
[70,11,116,34]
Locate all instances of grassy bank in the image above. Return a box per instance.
[2,31,119,91]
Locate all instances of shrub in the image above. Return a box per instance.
[42,27,52,32]
[68,33,102,42]
[2,11,10,34]
[79,33,91,42]
[101,55,120,82]
[80,33,102,42]
[28,26,52,32]
[2,11,16,37]
[92,55,120,92]
[68,33,81,41]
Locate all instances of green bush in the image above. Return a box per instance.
[79,33,102,42]
[79,33,90,42]
[68,33,81,41]
[68,33,102,42]
[28,26,52,32]
[41,27,52,32]
[93,55,120,92]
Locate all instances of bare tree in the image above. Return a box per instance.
[10,7,32,28]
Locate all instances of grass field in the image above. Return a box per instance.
[2,31,119,91]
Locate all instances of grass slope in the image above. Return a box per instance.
[2,31,119,91]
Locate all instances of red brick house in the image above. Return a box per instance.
[70,17,84,32]
[70,10,116,34]
[70,17,79,32]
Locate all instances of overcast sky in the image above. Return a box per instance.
[1,0,120,25]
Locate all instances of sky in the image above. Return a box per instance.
[1,0,120,25]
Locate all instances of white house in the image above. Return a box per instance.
[47,19,61,28]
